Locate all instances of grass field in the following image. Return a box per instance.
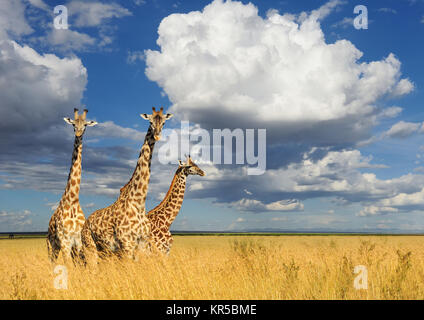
[0,235,423,299]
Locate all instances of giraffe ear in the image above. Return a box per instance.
[178,160,184,166]
[140,113,150,120]
[165,113,173,120]
[86,120,98,127]
[63,117,74,125]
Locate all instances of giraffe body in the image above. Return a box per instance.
[81,108,172,261]
[47,109,97,263]
[81,135,153,259]
[147,156,205,254]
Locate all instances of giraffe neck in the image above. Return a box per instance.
[63,135,83,203]
[150,168,187,228]
[120,125,156,212]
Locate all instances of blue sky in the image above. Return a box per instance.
[0,0,424,233]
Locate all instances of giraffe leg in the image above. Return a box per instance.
[70,236,84,265]
[114,220,141,260]
[46,236,53,261]
[166,234,174,255]
[117,238,138,260]
[137,238,152,256]
[149,233,166,255]
[164,243,171,256]
[47,235,60,263]
[81,226,98,267]
[163,243,171,255]
[156,232,173,255]
[60,239,73,265]
[140,217,151,246]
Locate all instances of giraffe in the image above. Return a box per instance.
[47,108,97,263]
[146,156,205,254]
[81,107,172,262]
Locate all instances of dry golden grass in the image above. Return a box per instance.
[0,235,423,299]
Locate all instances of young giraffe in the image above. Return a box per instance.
[81,107,172,262]
[47,108,97,263]
[146,156,205,254]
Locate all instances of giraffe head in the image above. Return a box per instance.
[178,156,205,176]
[64,108,98,137]
[140,107,173,141]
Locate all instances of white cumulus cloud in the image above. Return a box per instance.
[67,1,132,27]
[230,198,304,212]
[0,40,87,133]
[359,187,424,216]
[385,121,423,139]
[145,0,413,145]
[46,29,97,52]
[0,0,33,40]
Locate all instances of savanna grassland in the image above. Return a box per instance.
[0,235,423,300]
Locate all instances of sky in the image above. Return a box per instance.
[0,0,424,233]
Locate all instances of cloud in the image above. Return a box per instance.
[83,202,96,209]
[27,0,50,12]
[181,148,424,217]
[0,40,87,134]
[133,0,146,6]
[26,1,132,52]
[145,0,413,146]
[0,0,421,228]
[243,189,252,195]
[0,38,156,200]
[45,201,59,211]
[331,17,353,29]
[385,121,423,139]
[380,106,403,118]
[0,210,32,232]
[0,0,33,40]
[226,216,246,230]
[378,8,397,14]
[309,0,345,20]
[0,139,142,197]
[271,217,287,221]
[91,121,146,141]
[230,198,304,212]
[358,206,398,216]
[359,187,424,216]
[67,1,132,27]
[0,5,147,200]
[127,50,146,64]
[46,28,97,52]
[140,1,424,219]
[392,78,415,96]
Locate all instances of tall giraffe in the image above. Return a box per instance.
[147,156,205,254]
[81,107,172,261]
[47,108,97,263]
